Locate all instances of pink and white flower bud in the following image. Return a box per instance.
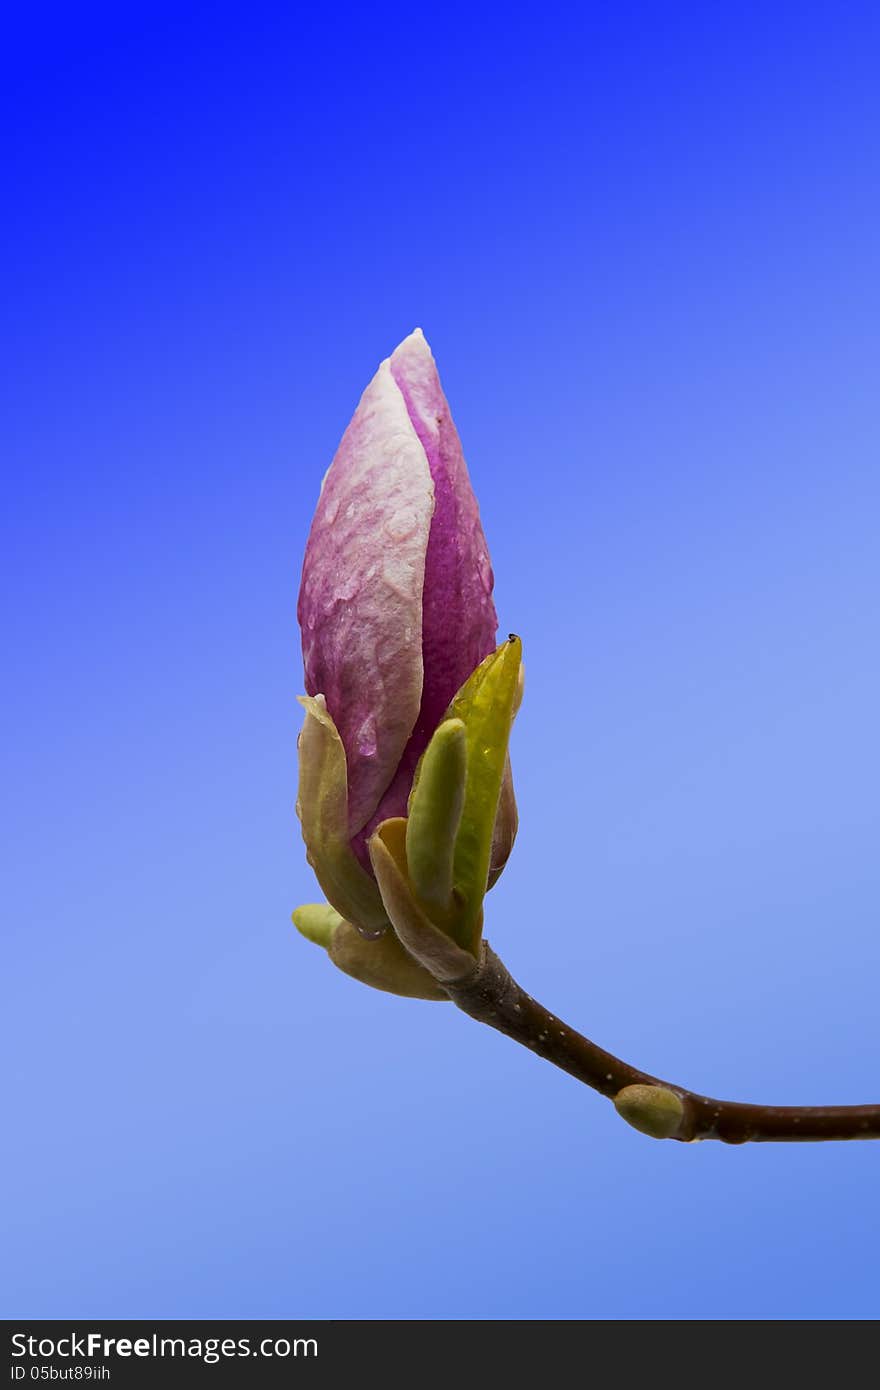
[298,329,499,871]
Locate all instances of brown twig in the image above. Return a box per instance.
[442,944,880,1143]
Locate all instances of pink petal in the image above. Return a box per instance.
[391,330,498,729]
[298,357,433,836]
[350,331,498,855]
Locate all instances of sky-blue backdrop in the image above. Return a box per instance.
[3,3,879,1320]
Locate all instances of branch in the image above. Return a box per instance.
[442,944,880,1143]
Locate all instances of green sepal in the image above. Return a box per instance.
[292,901,343,948]
[405,718,467,921]
[296,694,389,936]
[369,820,477,983]
[292,899,447,1001]
[409,636,522,954]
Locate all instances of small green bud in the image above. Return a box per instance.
[614,1084,685,1140]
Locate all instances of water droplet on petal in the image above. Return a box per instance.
[357,717,377,758]
[477,548,493,592]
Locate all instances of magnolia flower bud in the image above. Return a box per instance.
[294,331,521,996]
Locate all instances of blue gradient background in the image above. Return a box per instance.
[3,5,878,1320]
